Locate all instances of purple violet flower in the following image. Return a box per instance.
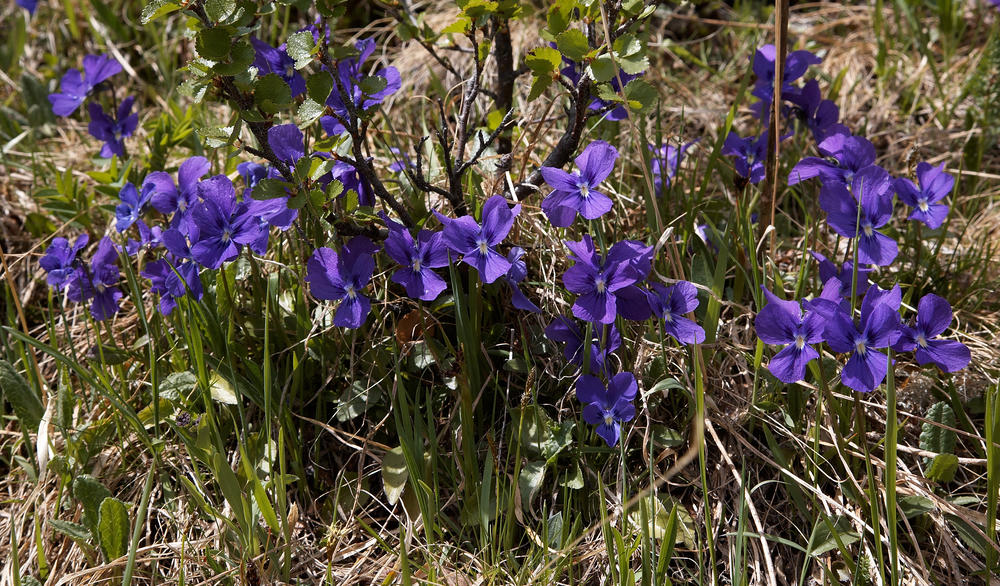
[577,372,638,447]
[823,285,902,392]
[87,96,137,159]
[115,181,153,233]
[545,316,620,375]
[320,38,401,136]
[434,195,520,284]
[48,54,122,117]
[788,132,876,186]
[649,140,696,196]
[649,281,706,344]
[893,162,954,230]
[305,236,379,329]
[381,212,449,301]
[250,37,306,96]
[540,140,618,227]
[893,294,970,372]
[756,288,826,382]
[189,176,262,269]
[141,259,203,315]
[503,247,540,312]
[783,79,843,142]
[722,131,768,185]
[148,156,211,232]
[39,234,89,290]
[819,165,898,266]
[17,0,37,14]
[751,44,822,99]
[66,236,122,321]
[561,235,651,324]
[330,161,374,207]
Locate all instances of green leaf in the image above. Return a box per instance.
[140,0,181,24]
[252,178,293,200]
[517,460,546,511]
[525,46,561,75]
[211,451,249,535]
[807,515,860,557]
[382,446,409,506]
[560,462,584,489]
[286,31,316,70]
[204,0,236,22]
[307,71,334,103]
[589,54,617,82]
[97,497,129,561]
[208,372,238,405]
[213,39,255,76]
[197,124,238,149]
[555,29,589,62]
[309,158,335,181]
[442,16,472,35]
[926,453,959,483]
[920,401,957,456]
[0,359,43,430]
[48,519,92,542]
[297,98,327,127]
[545,0,574,36]
[624,78,657,112]
[618,51,649,75]
[546,511,564,548]
[73,475,111,534]
[358,75,388,97]
[899,495,935,519]
[158,371,197,402]
[254,74,293,114]
[196,27,234,61]
[527,76,551,102]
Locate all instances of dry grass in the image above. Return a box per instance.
[2,1,1000,584]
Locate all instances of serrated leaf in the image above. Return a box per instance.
[73,475,111,534]
[556,29,589,62]
[297,98,327,127]
[442,16,472,34]
[254,73,293,114]
[197,124,237,149]
[0,360,43,430]
[307,71,334,103]
[925,453,959,483]
[589,54,617,82]
[204,0,236,22]
[196,27,234,61]
[252,177,293,200]
[48,519,92,541]
[358,75,387,96]
[286,31,316,70]
[527,76,551,101]
[624,78,656,111]
[213,40,255,76]
[525,46,562,75]
[546,0,573,35]
[618,52,649,75]
[141,0,181,24]
[98,497,129,561]
[381,446,408,506]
